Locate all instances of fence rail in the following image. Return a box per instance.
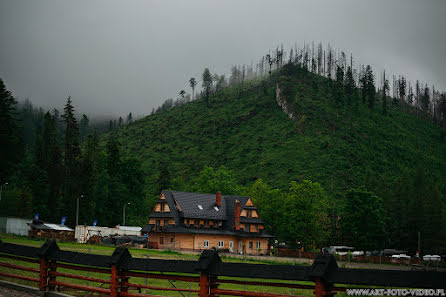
[0,239,445,297]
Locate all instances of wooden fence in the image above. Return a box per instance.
[0,239,445,297]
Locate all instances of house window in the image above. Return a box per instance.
[249,242,253,249]
[218,240,224,248]
[255,224,258,232]
[245,224,250,232]
[204,240,209,248]
[247,210,252,217]
[256,241,261,249]
[171,237,174,243]
[160,237,164,244]
[229,241,234,250]
[160,203,165,211]
[156,220,160,226]
[205,221,209,227]
[194,219,199,226]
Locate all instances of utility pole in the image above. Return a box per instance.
[0,182,8,202]
[123,202,131,226]
[76,195,83,226]
[418,231,421,255]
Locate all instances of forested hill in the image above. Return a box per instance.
[104,62,446,253]
[106,66,446,200]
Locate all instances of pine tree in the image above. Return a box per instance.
[382,71,389,115]
[35,111,63,220]
[364,65,376,109]
[0,78,23,183]
[79,114,89,140]
[202,68,212,107]
[189,77,197,100]
[62,96,81,225]
[344,66,355,105]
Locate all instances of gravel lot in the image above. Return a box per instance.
[0,286,38,297]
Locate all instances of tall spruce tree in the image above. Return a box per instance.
[344,66,355,105]
[0,78,23,183]
[365,65,376,109]
[382,71,389,115]
[62,96,81,225]
[38,112,63,220]
[202,68,212,107]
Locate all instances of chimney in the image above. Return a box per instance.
[216,191,221,207]
[234,199,241,231]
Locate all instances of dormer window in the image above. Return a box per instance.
[160,203,165,211]
[247,210,252,217]
[198,205,203,210]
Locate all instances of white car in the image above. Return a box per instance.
[423,255,441,262]
[352,251,364,256]
[391,254,411,259]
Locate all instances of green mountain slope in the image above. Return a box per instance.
[106,67,446,199]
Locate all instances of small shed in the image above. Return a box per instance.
[27,220,75,241]
[75,225,142,243]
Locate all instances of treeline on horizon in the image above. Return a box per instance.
[154,42,446,130]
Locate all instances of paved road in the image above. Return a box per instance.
[0,286,37,297]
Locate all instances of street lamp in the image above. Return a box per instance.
[76,195,84,226]
[0,182,8,202]
[123,202,131,226]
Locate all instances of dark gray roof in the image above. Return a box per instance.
[167,191,230,220]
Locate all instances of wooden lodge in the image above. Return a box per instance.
[142,191,273,255]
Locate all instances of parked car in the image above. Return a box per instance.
[326,246,355,256]
[423,255,441,262]
[392,254,411,259]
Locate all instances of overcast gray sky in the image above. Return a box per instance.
[1,0,445,117]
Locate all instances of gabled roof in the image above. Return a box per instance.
[165,191,234,220]
[27,221,74,231]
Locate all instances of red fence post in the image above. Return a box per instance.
[48,261,57,291]
[196,250,222,297]
[199,273,210,297]
[209,275,219,297]
[309,254,338,297]
[315,278,335,297]
[120,275,130,293]
[37,240,60,292]
[39,258,48,291]
[110,265,119,297]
